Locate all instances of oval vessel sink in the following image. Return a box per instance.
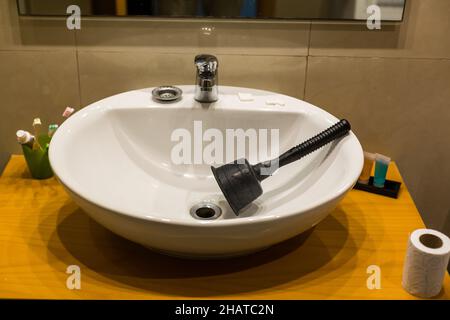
[49,86,363,258]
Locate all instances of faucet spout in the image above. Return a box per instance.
[194,54,219,103]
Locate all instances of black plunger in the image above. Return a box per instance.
[211,119,351,215]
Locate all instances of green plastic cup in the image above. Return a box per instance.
[22,134,53,179]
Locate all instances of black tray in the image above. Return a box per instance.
[353,176,401,199]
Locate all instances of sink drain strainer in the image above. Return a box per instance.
[190,202,222,220]
[152,86,182,102]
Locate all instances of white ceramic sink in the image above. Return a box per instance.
[49,86,363,258]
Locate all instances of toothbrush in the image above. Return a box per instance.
[48,124,59,138]
[16,130,35,148]
[32,118,43,150]
[62,107,75,118]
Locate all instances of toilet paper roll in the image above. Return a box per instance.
[402,229,450,298]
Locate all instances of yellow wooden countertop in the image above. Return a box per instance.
[0,155,448,300]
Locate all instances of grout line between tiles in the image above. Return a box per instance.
[306,21,312,56]
[307,55,450,62]
[72,49,308,58]
[0,48,75,53]
[303,22,312,100]
[74,30,83,108]
[4,48,447,62]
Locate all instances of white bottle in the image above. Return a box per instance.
[16,130,35,148]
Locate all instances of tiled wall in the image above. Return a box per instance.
[1,0,450,232]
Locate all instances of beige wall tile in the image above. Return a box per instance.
[0,51,80,157]
[78,52,193,105]
[305,56,450,229]
[76,19,310,56]
[0,0,75,50]
[78,51,306,105]
[220,55,306,98]
[309,0,450,59]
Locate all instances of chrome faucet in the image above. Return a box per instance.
[194,54,218,103]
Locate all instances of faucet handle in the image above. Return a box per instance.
[195,54,218,75]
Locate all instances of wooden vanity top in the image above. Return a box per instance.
[0,155,448,299]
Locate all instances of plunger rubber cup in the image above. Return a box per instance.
[211,119,351,215]
[211,159,263,214]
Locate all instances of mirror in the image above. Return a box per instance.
[17,0,406,21]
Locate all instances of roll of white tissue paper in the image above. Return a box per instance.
[402,229,450,298]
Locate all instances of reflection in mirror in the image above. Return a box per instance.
[17,0,406,21]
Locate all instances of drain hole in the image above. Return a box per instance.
[195,207,216,219]
[190,203,222,220]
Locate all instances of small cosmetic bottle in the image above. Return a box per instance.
[373,154,391,188]
[358,152,375,184]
